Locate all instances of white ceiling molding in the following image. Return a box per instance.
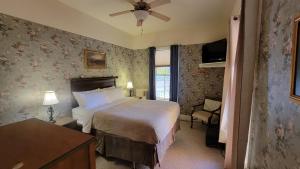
[131,23,227,49]
[0,0,133,49]
[0,0,237,49]
[59,0,235,36]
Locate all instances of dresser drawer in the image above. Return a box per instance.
[49,142,96,169]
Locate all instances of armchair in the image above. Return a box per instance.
[190,98,222,128]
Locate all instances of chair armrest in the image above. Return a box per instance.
[205,106,221,116]
[207,106,222,126]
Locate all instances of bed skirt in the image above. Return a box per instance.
[94,119,180,169]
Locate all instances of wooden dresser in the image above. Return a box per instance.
[0,118,96,169]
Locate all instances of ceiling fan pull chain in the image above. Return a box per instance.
[140,26,144,37]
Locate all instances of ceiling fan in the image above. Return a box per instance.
[109,0,171,27]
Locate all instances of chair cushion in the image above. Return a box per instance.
[203,99,221,112]
[192,111,212,123]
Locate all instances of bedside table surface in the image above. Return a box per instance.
[0,118,94,169]
[55,116,76,126]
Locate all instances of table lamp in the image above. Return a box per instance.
[43,91,59,123]
[127,81,133,97]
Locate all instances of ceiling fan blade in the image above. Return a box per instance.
[137,20,143,27]
[126,0,136,6]
[109,10,133,17]
[149,11,170,21]
[149,0,171,8]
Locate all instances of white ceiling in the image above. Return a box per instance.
[58,0,235,36]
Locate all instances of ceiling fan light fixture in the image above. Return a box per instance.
[134,10,149,22]
[109,0,171,28]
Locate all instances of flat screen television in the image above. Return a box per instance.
[202,39,227,63]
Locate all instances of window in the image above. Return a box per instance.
[155,48,170,101]
[155,66,170,100]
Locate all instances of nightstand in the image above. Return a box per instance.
[54,116,78,130]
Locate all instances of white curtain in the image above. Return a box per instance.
[219,16,241,143]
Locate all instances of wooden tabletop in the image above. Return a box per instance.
[0,118,94,169]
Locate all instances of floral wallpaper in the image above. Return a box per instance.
[132,49,149,90]
[0,13,145,125]
[130,44,225,115]
[178,44,225,115]
[0,12,224,125]
[246,0,300,168]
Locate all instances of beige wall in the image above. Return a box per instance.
[231,0,241,16]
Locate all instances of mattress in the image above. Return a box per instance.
[73,98,180,144]
[72,98,134,128]
[72,107,84,125]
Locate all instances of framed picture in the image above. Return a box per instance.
[83,49,106,69]
[290,16,300,103]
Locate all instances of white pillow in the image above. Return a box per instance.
[73,89,110,108]
[203,99,221,112]
[82,92,111,109]
[73,89,98,107]
[101,88,125,102]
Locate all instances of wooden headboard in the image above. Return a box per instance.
[70,76,118,108]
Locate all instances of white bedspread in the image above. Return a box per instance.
[73,98,180,144]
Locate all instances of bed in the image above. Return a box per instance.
[70,76,180,169]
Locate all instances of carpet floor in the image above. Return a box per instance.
[96,121,224,169]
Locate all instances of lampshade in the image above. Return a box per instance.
[134,10,149,22]
[127,81,133,89]
[43,91,59,105]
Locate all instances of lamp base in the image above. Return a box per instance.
[49,119,56,123]
[47,106,56,123]
[129,89,133,97]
